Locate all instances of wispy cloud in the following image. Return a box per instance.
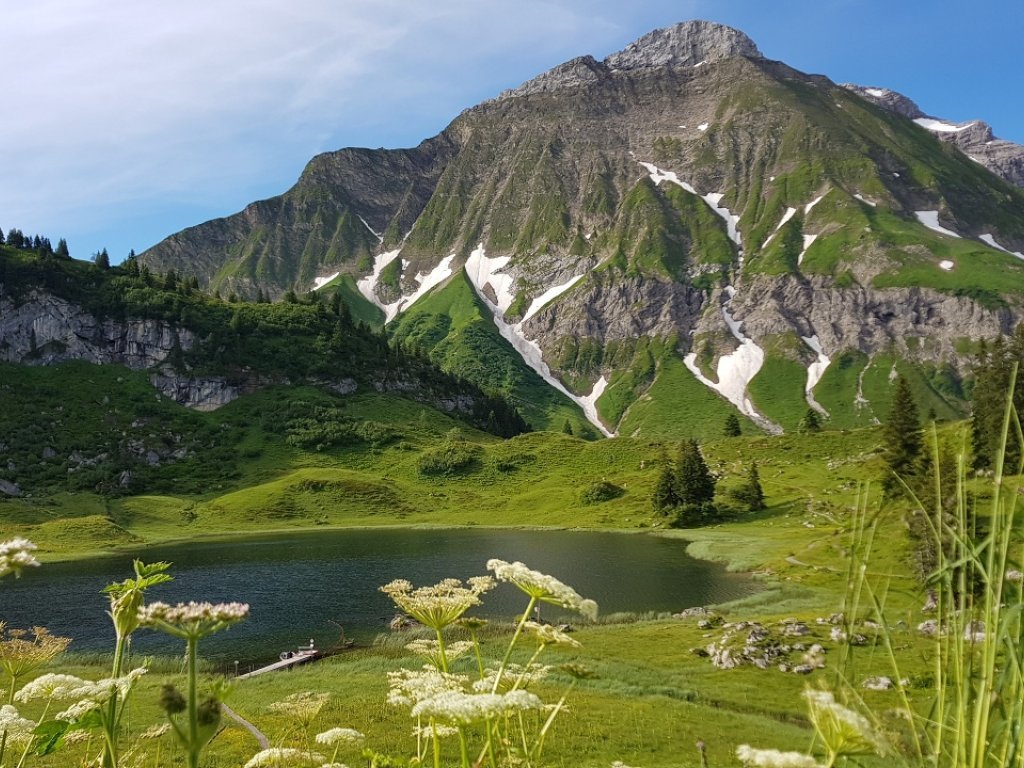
[3,0,689,257]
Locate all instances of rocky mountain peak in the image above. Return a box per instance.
[499,20,761,100]
[841,84,924,119]
[603,20,762,71]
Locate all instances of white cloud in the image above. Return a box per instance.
[0,0,694,256]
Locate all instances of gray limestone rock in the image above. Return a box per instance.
[605,20,762,71]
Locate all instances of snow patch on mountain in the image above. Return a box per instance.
[683,286,780,433]
[914,117,973,133]
[697,122,710,131]
[358,250,454,323]
[980,233,1024,260]
[464,244,613,437]
[761,206,797,249]
[358,215,383,242]
[356,249,402,313]
[854,194,877,207]
[522,275,586,322]
[640,161,742,245]
[312,272,340,291]
[916,211,961,239]
[802,335,831,416]
[798,235,818,266]
[804,194,826,215]
[939,260,955,271]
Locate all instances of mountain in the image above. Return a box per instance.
[843,84,1024,189]
[140,20,1024,438]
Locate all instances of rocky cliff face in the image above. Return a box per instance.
[136,20,1024,436]
[0,288,241,410]
[844,84,1024,189]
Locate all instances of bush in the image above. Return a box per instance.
[580,480,625,505]
[416,441,482,476]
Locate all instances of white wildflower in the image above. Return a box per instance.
[1006,569,1023,583]
[380,577,494,630]
[63,729,92,744]
[15,673,90,702]
[405,638,474,667]
[0,538,39,579]
[0,704,36,743]
[804,689,887,756]
[736,744,823,767]
[472,663,550,692]
[315,727,364,746]
[138,601,249,640]
[412,723,459,739]
[56,698,101,722]
[524,621,581,647]
[387,668,467,708]
[487,559,598,619]
[319,764,350,768]
[611,762,643,768]
[413,690,542,725]
[243,747,326,767]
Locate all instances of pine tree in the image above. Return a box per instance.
[163,269,178,291]
[55,238,70,258]
[734,462,766,511]
[283,289,298,304]
[798,408,822,433]
[883,375,922,491]
[675,440,716,506]
[93,249,110,269]
[723,413,741,437]
[561,419,574,436]
[0,227,5,245]
[651,461,679,514]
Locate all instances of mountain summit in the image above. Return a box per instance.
[604,20,762,70]
[139,21,1024,438]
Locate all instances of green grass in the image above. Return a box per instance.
[616,353,758,441]
[388,272,591,433]
[748,347,814,432]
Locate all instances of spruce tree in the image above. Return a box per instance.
[723,413,741,437]
[675,439,715,506]
[55,238,70,258]
[0,227,5,245]
[93,249,110,269]
[883,375,922,490]
[651,461,679,514]
[561,419,574,436]
[798,408,822,433]
[735,462,766,511]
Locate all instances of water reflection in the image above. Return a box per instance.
[1,529,753,665]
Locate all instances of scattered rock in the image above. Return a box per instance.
[917,619,940,637]
[0,479,21,497]
[862,676,894,691]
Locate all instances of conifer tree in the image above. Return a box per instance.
[55,238,70,258]
[734,462,766,511]
[723,413,741,437]
[0,227,5,244]
[561,419,574,436]
[94,249,110,269]
[883,375,922,490]
[675,439,715,506]
[651,460,679,514]
[798,408,822,433]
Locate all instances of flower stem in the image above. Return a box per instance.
[492,596,537,694]
[187,635,200,768]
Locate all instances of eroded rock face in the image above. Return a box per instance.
[0,289,241,409]
[605,20,762,71]
[845,83,1024,189]
[725,275,1012,365]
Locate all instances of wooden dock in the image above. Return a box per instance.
[237,648,320,680]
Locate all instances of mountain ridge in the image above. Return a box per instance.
[136,20,1024,437]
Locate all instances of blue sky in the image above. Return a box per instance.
[3,0,1021,263]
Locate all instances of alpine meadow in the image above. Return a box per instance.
[4,18,1024,768]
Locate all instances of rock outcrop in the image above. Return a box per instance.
[845,83,1024,189]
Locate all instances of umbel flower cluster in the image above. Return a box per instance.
[137,600,250,640]
[0,537,39,579]
[381,560,599,768]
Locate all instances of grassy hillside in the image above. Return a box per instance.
[388,272,594,433]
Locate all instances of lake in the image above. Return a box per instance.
[0,528,753,670]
